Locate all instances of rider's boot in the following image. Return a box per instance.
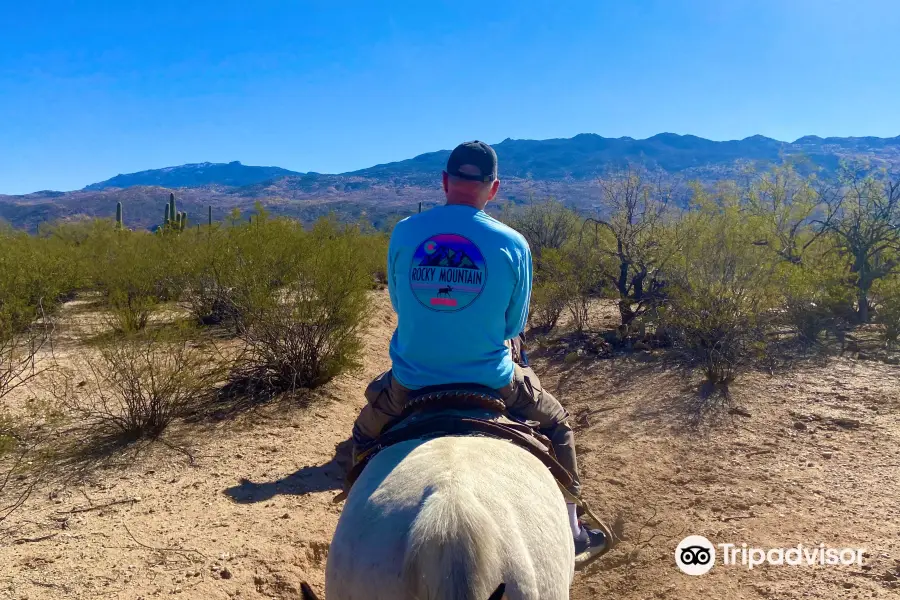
[574,523,608,555]
[567,502,607,555]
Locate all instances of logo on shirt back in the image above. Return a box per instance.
[409,234,487,312]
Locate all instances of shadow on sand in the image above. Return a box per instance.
[223,439,352,503]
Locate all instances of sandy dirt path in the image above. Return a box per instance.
[1,291,898,599]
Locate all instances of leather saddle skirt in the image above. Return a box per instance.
[345,385,574,491]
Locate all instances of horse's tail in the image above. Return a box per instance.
[403,484,504,600]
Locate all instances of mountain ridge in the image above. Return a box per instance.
[78,132,900,193]
[3,132,900,232]
[84,160,303,191]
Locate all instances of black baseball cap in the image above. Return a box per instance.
[446,140,498,183]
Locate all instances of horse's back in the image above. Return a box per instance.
[326,436,573,600]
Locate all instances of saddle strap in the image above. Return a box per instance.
[345,416,575,491]
[397,390,507,422]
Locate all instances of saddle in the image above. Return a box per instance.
[343,384,575,493]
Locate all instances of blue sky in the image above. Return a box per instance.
[1,0,899,194]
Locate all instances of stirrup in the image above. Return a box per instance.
[559,485,615,570]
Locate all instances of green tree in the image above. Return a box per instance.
[582,167,684,331]
[664,186,781,391]
[740,165,855,340]
[816,166,900,322]
[742,164,827,265]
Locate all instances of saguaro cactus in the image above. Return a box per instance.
[208,205,212,227]
[181,211,188,231]
[169,193,177,225]
[164,203,171,226]
[115,201,123,228]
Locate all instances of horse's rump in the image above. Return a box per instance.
[402,478,503,599]
[326,436,574,600]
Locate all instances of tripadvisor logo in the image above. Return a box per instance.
[675,536,866,575]
[676,535,716,575]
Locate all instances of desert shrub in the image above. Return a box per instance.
[566,290,591,334]
[0,398,62,523]
[57,327,223,440]
[0,298,56,523]
[872,275,900,346]
[0,411,36,523]
[504,201,605,332]
[538,247,597,332]
[0,230,58,433]
[780,239,856,342]
[519,211,587,334]
[107,290,158,332]
[742,163,825,266]
[0,318,49,523]
[168,209,389,330]
[172,227,239,326]
[0,410,24,522]
[664,194,781,390]
[784,298,834,343]
[663,295,770,390]
[149,233,185,302]
[783,286,855,344]
[329,216,390,288]
[228,222,306,333]
[0,319,51,403]
[91,231,169,333]
[39,219,115,294]
[529,280,568,332]
[358,229,390,287]
[501,199,580,258]
[232,220,371,391]
[0,226,78,331]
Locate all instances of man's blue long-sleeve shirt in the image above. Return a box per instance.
[387,204,532,390]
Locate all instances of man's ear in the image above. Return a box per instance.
[442,171,449,193]
[487,178,500,201]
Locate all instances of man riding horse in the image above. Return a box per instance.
[350,140,606,556]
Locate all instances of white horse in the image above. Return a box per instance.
[320,434,575,600]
